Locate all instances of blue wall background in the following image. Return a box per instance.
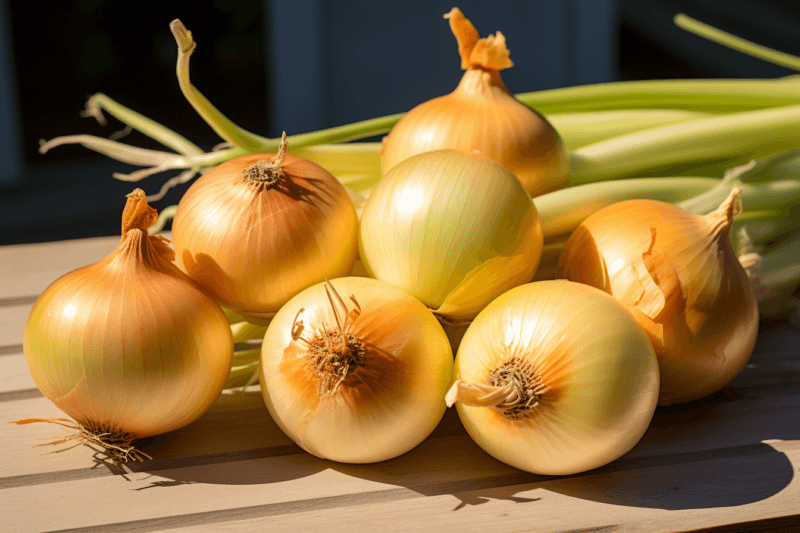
[268,0,617,136]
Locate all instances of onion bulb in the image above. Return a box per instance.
[172,134,358,321]
[260,277,453,463]
[557,188,759,405]
[380,7,569,198]
[360,149,543,323]
[21,190,233,461]
[447,280,659,475]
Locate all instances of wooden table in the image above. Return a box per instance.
[2,235,799,532]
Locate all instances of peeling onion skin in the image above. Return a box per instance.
[451,280,659,476]
[172,151,358,321]
[557,190,759,405]
[23,190,234,439]
[360,149,543,322]
[260,277,453,464]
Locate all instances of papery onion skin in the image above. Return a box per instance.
[360,149,543,322]
[380,8,570,198]
[172,147,358,320]
[451,280,659,476]
[557,191,759,405]
[260,277,453,464]
[24,190,233,440]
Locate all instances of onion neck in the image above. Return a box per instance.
[454,68,511,98]
[107,188,176,270]
[291,280,367,397]
[308,330,366,397]
[446,358,548,420]
[243,131,289,189]
[706,186,743,242]
[121,189,158,236]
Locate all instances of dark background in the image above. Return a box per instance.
[0,0,798,245]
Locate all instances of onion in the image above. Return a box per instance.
[557,188,759,405]
[172,134,358,321]
[20,190,233,461]
[447,280,659,475]
[260,278,453,463]
[360,149,543,323]
[380,8,569,198]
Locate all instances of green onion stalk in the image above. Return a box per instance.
[738,228,800,321]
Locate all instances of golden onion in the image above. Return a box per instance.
[380,7,569,198]
[448,280,659,475]
[360,149,543,323]
[260,277,453,463]
[172,134,358,321]
[21,190,233,460]
[557,188,759,405]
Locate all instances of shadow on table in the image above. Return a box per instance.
[543,321,799,510]
[129,389,326,486]
[126,323,797,511]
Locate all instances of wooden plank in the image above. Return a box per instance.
[2,433,526,531]
[0,233,171,301]
[159,445,800,533]
[0,303,30,347]
[0,353,34,394]
[5,443,798,532]
[0,235,119,300]
[3,379,797,486]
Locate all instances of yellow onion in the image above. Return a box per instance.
[21,190,233,460]
[360,149,543,323]
[172,134,358,321]
[380,7,569,198]
[557,188,759,405]
[260,277,453,463]
[447,281,659,475]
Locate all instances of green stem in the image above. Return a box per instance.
[760,231,800,296]
[549,109,711,151]
[223,306,248,325]
[230,321,268,344]
[170,20,269,152]
[232,347,261,363]
[570,104,800,184]
[150,205,178,234]
[741,229,800,319]
[674,14,800,72]
[82,94,204,156]
[532,239,568,282]
[517,76,800,114]
[730,149,800,184]
[732,211,800,246]
[534,177,719,240]
[224,360,260,390]
[39,135,180,166]
[681,180,800,216]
